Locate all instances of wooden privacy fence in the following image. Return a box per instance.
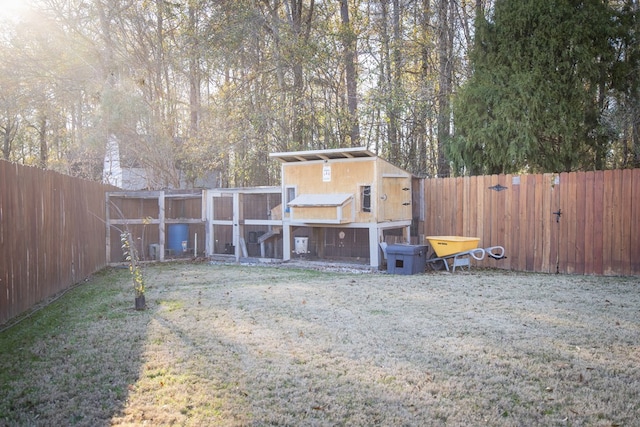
[2,162,638,324]
[0,160,113,325]
[423,169,640,275]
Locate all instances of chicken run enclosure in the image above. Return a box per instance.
[106,186,419,266]
[106,148,423,267]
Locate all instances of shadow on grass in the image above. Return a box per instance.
[0,267,152,426]
[2,264,638,426]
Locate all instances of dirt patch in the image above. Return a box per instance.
[1,264,639,426]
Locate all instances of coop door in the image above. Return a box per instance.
[382,177,412,221]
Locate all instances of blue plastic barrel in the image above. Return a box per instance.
[168,224,189,253]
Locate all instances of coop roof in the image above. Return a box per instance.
[269,147,376,163]
[288,193,353,207]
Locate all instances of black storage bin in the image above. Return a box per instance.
[386,244,428,275]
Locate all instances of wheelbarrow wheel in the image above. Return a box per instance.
[428,252,446,271]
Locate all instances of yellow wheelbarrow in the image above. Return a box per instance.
[426,236,505,272]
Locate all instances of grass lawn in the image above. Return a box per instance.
[0,263,638,426]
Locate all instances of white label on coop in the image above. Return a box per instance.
[323,165,331,182]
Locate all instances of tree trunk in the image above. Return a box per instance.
[2,131,10,160]
[263,0,289,151]
[380,0,399,163]
[436,0,453,177]
[633,118,640,168]
[1,120,16,160]
[188,2,200,136]
[288,0,314,149]
[39,113,47,168]
[339,0,360,147]
[630,0,640,168]
[417,0,432,176]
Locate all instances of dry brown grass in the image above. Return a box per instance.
[1,263,639,426]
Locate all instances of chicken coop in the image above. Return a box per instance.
[270,147,420,268]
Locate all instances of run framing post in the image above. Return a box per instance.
[369,224,380,268]
[233,192,241,262]
[105,192,111,263]
[283,224,292,261]
[158,191,165,261]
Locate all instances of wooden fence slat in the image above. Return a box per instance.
[0,163,6,322]
[439,177,447,234]
[490,175,498,246]
[435,178,441,234]
[518,174,528,271]
[617,169,626,274]
[490,175,499,248]
[583,171,595,274]
[462,177,470,237]
[576,172,586,274]
[609,170,619,274]
[436,177,443,234]
[488,175,499,248]
[631,170,640,274]
[526,174,537,271]
[603,170,615,275]
[0,162,15,323]
[561,173,570,274]
[426,180,432,230]
[532,174,543,272]
[476,175,485,244]
[455,177,464,234]
[443,177,453,233]
[538,174,550,273]
[455,177,461,235]
[593,171,605,275]
[469,176,478,238]
[558,172,571,274]
[465,177,471,235]
[434,178,442,234]
[501,175,512,270]
[497,174,508,270]
[498,175,508,250]
[547,174,559,274]
[620,169,632,275]
[555,173,564,273]
[488,175,496,246]
[602,170,615,275]
[427,179,436,234]
[26,166,36,314]
[510,176,521,270]
[13,162,25,319]
[544,173,556,273]
[516,175,527,271]
[566,172,578,274]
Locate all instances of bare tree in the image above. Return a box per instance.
[339,0,360,146]
[436,0,453,177]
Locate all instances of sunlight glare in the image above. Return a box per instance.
[0,0,30,22]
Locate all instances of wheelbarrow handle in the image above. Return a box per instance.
[469,248,486,261]
[486,246,506,260]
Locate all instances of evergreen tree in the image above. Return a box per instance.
[450,0,632,174]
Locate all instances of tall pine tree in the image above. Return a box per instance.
[450,0,630,174]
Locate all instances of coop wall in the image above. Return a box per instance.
[281,157,412,224]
